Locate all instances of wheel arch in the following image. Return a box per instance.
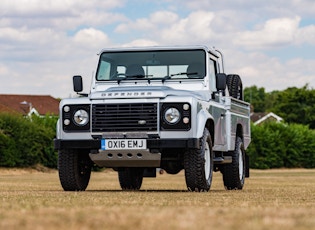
[206,119,215,147]
[236,123,244,140]
[236,123,250,177]
[196,109,214,145]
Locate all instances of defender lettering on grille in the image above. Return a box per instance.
[101,92,153,97]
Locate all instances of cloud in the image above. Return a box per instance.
[115,10,215,45]
[0,64,10,75]
[73,28,111,48]
[122,39,159,47]
[297,24,315,45]
[0,26,59,44]
[168,0,315,18]
[149,11,179,25]
[235,16,301,49]
[0,0,127,30]
[160,11,215,43]
[115,11,178,34]
[1,0,124,16]
[224,49,315,92]
[0,0,314,98]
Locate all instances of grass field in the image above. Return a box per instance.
[0,168,315,230]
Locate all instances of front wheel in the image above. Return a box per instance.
[222,137,246,190]
[184,128,213,192]
[58,149,93,191]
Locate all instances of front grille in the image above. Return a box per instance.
[92,103,158,132]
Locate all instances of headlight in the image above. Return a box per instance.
[73,109,89,126]
[62,105,90,132]
[164,108,181,124]
[161,103,191,131]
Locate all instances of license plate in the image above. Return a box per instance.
[101,139,147,150]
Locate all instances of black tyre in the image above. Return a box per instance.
[118,168,144,190]
[184,128,213,192]
[222,137,245,190]
[162,161,183,175]
[226,74,243,100]
[58,149,92,191]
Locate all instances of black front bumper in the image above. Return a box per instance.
[54,138,200,150]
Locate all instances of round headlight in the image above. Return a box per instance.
[164,108,180,124]
[73,109,89,126]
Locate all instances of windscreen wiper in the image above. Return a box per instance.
[162,72,198,83]
[117,75,146,84]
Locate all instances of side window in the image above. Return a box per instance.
[208,59,216,92]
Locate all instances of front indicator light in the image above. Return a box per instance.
[183,117,189,124]
[64,119,70,126]
[64,106,70,112]
[183,104,190,110]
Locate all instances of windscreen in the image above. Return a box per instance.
[96,49,206,81]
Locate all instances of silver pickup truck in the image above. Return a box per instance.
[54,45,251,192]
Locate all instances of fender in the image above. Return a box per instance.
[56,119,61,139]
[196,109,214,139]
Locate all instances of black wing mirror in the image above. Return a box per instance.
[216,73,227,91]
[73,75,83,93]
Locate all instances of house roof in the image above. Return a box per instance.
[250,112,267,123]
[251,112,283,125]
[0,94,60,116]
[0,103,17,113]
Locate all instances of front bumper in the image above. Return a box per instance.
[54,138,200,150]
[54,138,200,168]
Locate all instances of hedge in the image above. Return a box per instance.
[247,122,315,169]
[0,113,58,168]
[1,113,315,169]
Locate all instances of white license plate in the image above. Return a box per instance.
[101,139,147,150]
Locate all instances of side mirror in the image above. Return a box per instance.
[216,73,227,91]
[73,75,83,93]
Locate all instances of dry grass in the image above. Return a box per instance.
[0,168,315,230]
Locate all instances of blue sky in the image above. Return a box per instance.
[0,0,315,98]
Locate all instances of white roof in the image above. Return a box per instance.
[98,45,219,57]
[254,112,283,125]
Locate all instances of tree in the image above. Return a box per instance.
[271,85,315,129]
[244,86,266,112]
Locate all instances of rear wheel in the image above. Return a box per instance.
[184,128,213,192]
[222,137,245,190]
[58,149,92,191]
[118,168,144,190]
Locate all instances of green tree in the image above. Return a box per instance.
[271,85,315,129]
[244,86,266,112]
